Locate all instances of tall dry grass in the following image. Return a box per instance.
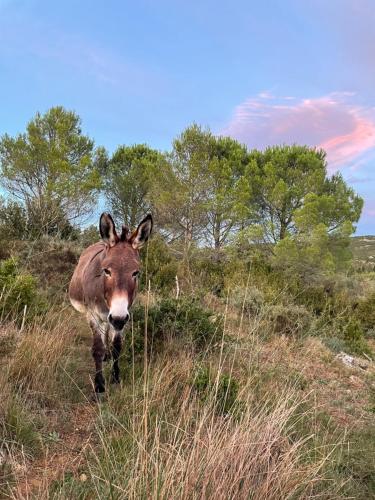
[0,310,88,497]
[0,291,344,499]
[5,310,84,403]
[66,341,337,500]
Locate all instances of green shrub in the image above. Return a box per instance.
[190,251,227,296]
[0,258,44,323]
[79,224,99,247]
[343,318,372,357]
[355,292,375,332]
[140,234,179,292]
[229,285,264,315]
[129,297,223,359]
[322,336,347,354]
[0,199,28,241]
[319,315,372,357]
[192,365,240,415]
[296,285,328,315]
[268,304,312,336]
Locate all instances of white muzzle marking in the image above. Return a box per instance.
[109,295,129,320]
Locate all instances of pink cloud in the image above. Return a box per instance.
[221,93,375,171]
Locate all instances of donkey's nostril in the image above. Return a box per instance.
[108,314,128,331]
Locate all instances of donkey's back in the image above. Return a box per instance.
[69,242,105,314]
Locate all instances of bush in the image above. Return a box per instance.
[129,297,223,359]
[296,285,329,315]
[0,258,44,324]
[318,315,372,357]
[190,251,227,295]
[18,237,79,299]
[343,318,372,357]
[229,285,264,315]
[0,199,27,241]
[268,304,312,336]
[355,292,375,332]
[79,224,99,247]
[322,336,347,354]
[140,234,179,292]
[192,365,240,415]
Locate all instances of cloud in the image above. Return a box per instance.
[221,93,375,171]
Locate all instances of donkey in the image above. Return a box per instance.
[69,212,153,393]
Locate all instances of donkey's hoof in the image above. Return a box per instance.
[92,391,106,403]
[110,374,120,385]
[94,373,106,394]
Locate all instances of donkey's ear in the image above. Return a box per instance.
[99,213,118,247]
[130,214,153,250]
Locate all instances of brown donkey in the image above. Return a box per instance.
[69,213,153,393]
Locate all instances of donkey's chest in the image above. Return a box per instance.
[88,308,119,348]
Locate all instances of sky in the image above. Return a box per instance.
[0,0,374,234]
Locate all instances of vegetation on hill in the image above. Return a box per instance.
[351,235,375,269]
[0,108,374,499]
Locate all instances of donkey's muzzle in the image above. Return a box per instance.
[108,313,129,331]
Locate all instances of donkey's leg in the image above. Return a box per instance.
[103,350,112,362]
[89,318,106,393]
[111,333,123,384]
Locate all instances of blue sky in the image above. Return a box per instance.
[0,0,374,233]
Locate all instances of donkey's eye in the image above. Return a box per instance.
[132,270,140,278]
[103,268,111,277]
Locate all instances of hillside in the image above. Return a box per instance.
[1,237,375,499]
[351,235,375,265]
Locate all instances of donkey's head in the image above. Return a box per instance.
[99,213,153,331]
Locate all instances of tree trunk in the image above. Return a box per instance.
[214,216,221,251]
[279,222,287,240]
